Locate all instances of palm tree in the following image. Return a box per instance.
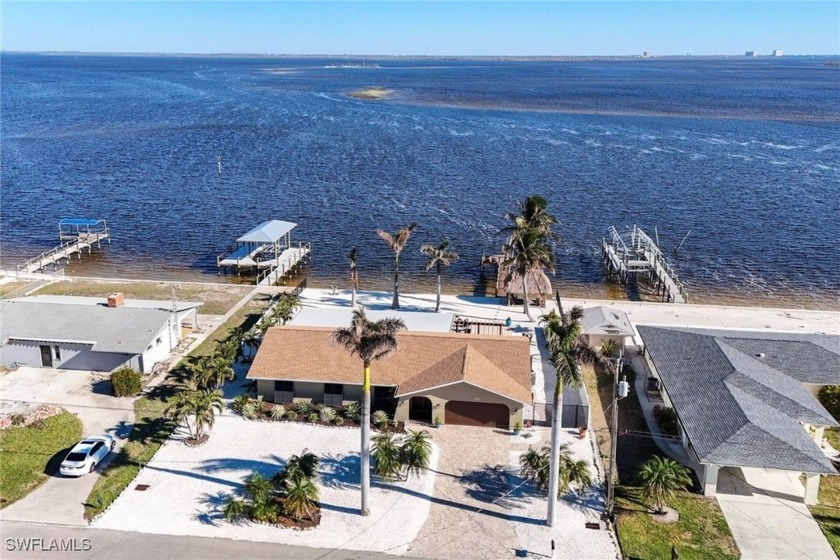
[349,248,360,308]
[559,458,593,494]
[399,430,433,479]
[519,444,571,492]
[222,496,247,522]
[243,472,274,503]
[164,389,224,440]
[502,194,559,238]
[184,355,214,390]
[637,456,692,514]
[375,222,417,310]
[284,476,319,520]
[372,433,403,481]
[541,306,611,526]
[420,241,459,313]
[284,452,320,484]
[332,309,407,515]
[503,227,555,322]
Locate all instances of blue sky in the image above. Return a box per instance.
[2,2,838,56]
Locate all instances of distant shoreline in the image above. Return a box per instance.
[4,51,839,61]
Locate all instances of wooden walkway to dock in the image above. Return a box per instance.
[602,225,687,303]
[17,219,110,274]
[217,220,311,286]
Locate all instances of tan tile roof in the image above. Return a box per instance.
[248,326,533,404]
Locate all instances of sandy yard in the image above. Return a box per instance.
[93,416,439,554]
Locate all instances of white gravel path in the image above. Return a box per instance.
[94,415,438,555]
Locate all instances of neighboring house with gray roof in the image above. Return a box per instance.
[0,294,201,373]
[580,306,635,353]
[638,326,839,505]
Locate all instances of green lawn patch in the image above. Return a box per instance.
[0,412,83,507]
[189,293,273,357]
[34,279,252,315]
[84,395,172,519]
[810,467,840,556]
[616,486,739,560]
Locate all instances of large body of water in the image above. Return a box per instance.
[2,54,839,307]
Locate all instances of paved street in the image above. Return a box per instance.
[0,521,416,560]
[0,368,134,526]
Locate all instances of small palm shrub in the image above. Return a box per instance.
[519,444,591,495]
[284,477,319,520]
[400,430,433,479]
[319,406,337,424]
[333,416,345,426]
[342,402,361,421]
[372,434,403,481]
[231,394,254,414]
[308,412,319,423]
[271,405,286,419]
[296,402,313,416]
[241,400,259,420]
[111,367,143,397]
[653,405,679,437]
[600,339,617,357]
[286,409,298,420]
[637,456,692,513]
[372,409,389,430]
[222,496,247,522]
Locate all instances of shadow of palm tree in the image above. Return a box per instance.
[459,464,536,509]
[319,453,361,490]
[199,456,286,478]
[108,419,134,440]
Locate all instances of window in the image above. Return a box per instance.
[323,383,343,407]
[324,383,343,395]
[54,346,62,361]
[91,442,104,454]
[274,380,293,404]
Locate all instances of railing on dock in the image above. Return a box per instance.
[17,221,110,274]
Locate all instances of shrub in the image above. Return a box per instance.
[372,433,402,481]
[333,416,345,426]
[319,406,336,424]
[342,402,361,422]
[231,394,253,414]
[372,410,389,430]
[296,402,313,416]
[271,405,286,420]
[241,401,259,420]
[11,414,26,427]
[654,405,679,437]
[308,412,320,423]
[286,409,298,420]
[110,367,143,397]
[819,385,840,421]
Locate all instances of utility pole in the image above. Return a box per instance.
[606,353,629,521]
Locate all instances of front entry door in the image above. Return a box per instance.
[40,345,53,367]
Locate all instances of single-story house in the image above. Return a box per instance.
[247,326,533,428]
[0,294,200,373]
[638,326,839,505]
[580,306,635,354]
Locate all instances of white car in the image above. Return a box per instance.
[59,435,115,477]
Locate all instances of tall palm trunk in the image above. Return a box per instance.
[360,361,372,515]
[522,269,534,321]
[392,253,400,310]
[546,377,562,526]
[351,285,357,308]
[435,262,442,313]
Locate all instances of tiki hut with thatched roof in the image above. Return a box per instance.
[503,268,552,305]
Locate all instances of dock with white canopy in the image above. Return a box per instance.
[216,220,311,285]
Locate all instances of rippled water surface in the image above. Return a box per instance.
[2,54,839,306]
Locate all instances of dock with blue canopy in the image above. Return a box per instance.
[17,218,110,274]
[216,220,311,285]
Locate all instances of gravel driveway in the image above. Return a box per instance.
[0,367,134,525]
[94,415,438,555]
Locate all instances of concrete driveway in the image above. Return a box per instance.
[716,467,836,560]
[0,367,134,526]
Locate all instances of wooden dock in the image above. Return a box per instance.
[217,220,311,286]
[17,219,110,274]
[601,225,687,303]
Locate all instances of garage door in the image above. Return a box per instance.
[445,401,509,428]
